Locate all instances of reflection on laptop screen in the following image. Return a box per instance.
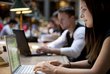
[6,36,20,72]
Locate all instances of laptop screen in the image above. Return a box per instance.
[6,36,20,72]
[13,30,31,56]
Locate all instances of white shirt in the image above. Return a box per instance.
[47,25,85,58]
[0,25,14,36]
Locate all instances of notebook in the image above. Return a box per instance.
[13,30,46,56]
[6,35,45,74]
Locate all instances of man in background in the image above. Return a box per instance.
[0,19,17,36]
[37,7,86,61]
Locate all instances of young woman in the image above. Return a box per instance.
[34,0,110,74]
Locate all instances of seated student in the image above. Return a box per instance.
[50,10,64,34]
[0,22,3,32]
[37,6,86,61]
[47,18,59,34]
[0,19,17,36]
[43,11,63,43]
[34,0,110,74]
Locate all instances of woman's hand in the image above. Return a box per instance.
[49,60,62,66]
[34,61,57,74]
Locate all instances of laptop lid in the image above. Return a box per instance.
[13,30,31,56]
[6,36,46,74]
[6,35,21,74]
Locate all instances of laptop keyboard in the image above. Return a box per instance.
[15,65,45,74]
[15,65,35,74]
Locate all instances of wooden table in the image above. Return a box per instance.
[0,41,69,74]
[0,52,69,74]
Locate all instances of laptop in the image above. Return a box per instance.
[13,30,46,56]
[6,35,45,74]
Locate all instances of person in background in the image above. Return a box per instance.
[31,18,40,37]
[47,18,60,34]
[37,6,86,61]
[45,11,63,43]
[0,17,3,32]
[25,18,40,37]
[3,16,10,25]
[34,0,110,74]
[50,10,64,34]
[0,22,3,32]
[0,19,17,36]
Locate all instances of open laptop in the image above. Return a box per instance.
[6,35,45,74]
[13,30,46,56]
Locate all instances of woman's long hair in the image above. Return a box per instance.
[84,0,110,65]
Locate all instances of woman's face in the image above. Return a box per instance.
[80,0,93,28]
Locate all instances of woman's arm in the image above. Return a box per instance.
[62,60,91,68]
[56,37,110,74]
[34,37,110,74]
[34,61,94,74]
[91,36,110,74]
[49,60,91,68]
[70,60,91,68]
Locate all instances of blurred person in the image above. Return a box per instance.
[50,10,64,34]
[34,0,110,74]
[47,18,60,34]
[25,18,40,37]
[31,18,40,36]
[0,19,17,36]
[3,16,10,25]
[24,17,40,42]
[37,6,86,61]
[43,11,63,43]
[0,22,3,32]
[0,17,3,32]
